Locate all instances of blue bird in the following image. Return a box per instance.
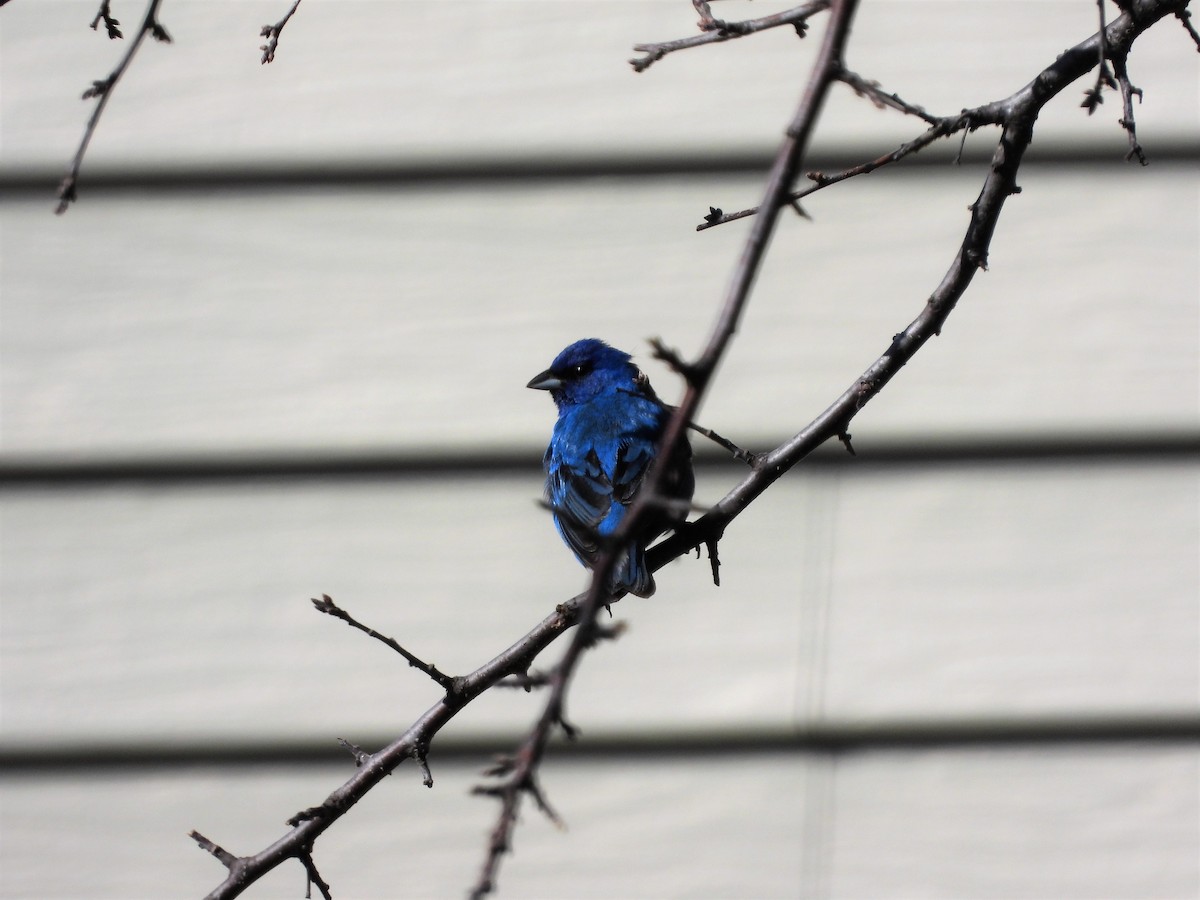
[528,339,694,598]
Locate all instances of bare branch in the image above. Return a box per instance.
[837,68,942,125]
[496,669,553,690]
[90,1,122,39]
[298,849,332,900]
[194,3,1188,897]
[1111,51,1148,163]
[630,0,831,72]
[687,420,756,465]
[311,594,458,693]
[334,737,372,767]
[190,831,238,869]
[260,0,303,64]
[411,745,434,788]
[1082,0,1118,113]
[57,0,170,215]
[656,0,1188,570]
[1177,7,1200,46]
[698,112,978,230]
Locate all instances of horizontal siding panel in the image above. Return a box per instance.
[1,171,1195,456]
[2,750,1196,898]
[826,746,1200,900]
[2,463,1194,746]
[0,2,1194,170]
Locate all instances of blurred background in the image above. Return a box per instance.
[1,1,1197,897]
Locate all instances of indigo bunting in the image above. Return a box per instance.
[528,339,694,598]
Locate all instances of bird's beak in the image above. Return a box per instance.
[526,369,562,391]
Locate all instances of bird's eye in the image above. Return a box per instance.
[571,364,588,377]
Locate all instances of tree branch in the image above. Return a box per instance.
[468,2,862,894]
[260,0,302,64]
[90,0,122,39]
[310,594,457,693]
[696,0,1180,230]
[630,0,831,72]
[193,2,1189,896]
[698,110,979,230]
[57,0,171,215]
[657,0,1190,560]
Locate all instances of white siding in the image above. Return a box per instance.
[1,2,1197,899]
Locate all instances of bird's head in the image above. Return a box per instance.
[527,338,642,408]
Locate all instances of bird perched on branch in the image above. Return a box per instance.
[528,338,694,598]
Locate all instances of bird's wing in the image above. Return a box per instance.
[547,447,609,563]
[547,437,656,565]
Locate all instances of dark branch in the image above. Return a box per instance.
[496,669,553,690]
[837,68,942,125]
[687,421,756,465]
[57,0,170,215]
[90,1,122,39]
[1082,0,1118,113]
[468,3,862,895]
[1177,7,1200,46]
[630,0,831,71]
[656,0,1189,568]
[260,0,303,64]
[298,849,332,900]
[335,737,373,767]
[311,594,458,693]
[1111,51,1147,163]
[190,831,239,869]
[698,112,978,230]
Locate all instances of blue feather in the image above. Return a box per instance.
[528,339,694,597]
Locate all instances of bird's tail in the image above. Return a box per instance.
[612,545,656,598]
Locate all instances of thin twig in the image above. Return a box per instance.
[298,849,332,900]
[687,421,756,465]
[698,112,979,230]
[57,0,171,215]
[335,737,373,767]
[1177,7,1200,46]
[311,595,458,693]
[496,669,553,690]
[90,0,122,39]
[1111,51,1147,163]
[190,831,239,869]
[260,0,303,64]
[630,0,831,71]
[411,746,434,788]
[1081,0,1118,113]
[837,68,942,125]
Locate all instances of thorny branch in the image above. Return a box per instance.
[193,2,1191,897]
[57,0,171,215]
